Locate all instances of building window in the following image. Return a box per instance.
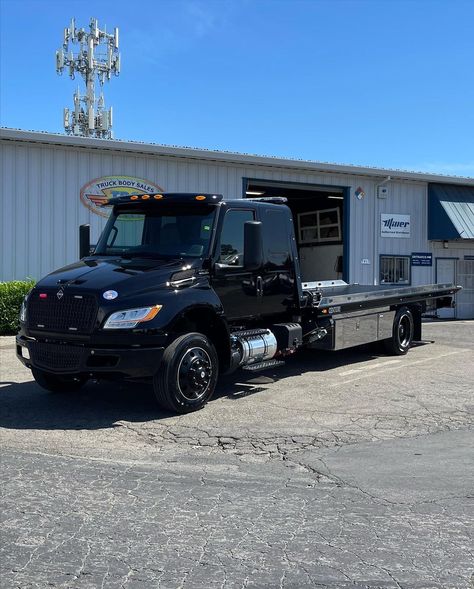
[380,255,411,284]
[297,208,341,244]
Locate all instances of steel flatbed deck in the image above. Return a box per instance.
[302,281,459,314]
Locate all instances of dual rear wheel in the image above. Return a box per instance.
[383,306,415,355]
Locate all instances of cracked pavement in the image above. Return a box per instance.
[0,320,473,588]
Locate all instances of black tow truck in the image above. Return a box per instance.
[17,193,459,413]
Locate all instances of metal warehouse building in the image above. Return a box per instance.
[1,127,474,318]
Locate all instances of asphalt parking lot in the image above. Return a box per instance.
[1,320,473,589]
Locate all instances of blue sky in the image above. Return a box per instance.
[1,0,473,176]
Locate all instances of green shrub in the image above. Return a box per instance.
[0,280,36,335]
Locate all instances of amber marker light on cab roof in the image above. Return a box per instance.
[195,195,206,201]
[130,195,139,200]
[154,194,164,200]
[141,194,150,200]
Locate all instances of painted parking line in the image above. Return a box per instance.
[332,349,471,386]
[339,359,402,376]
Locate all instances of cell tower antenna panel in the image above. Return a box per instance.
[56,17,121,139]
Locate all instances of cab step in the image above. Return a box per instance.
[242,359,285,372]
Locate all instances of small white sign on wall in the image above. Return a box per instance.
[380,214,411,238]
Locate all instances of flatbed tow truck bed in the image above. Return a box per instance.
[302,281,458,314]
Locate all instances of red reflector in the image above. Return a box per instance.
[39,293,48,299]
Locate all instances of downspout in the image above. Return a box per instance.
[373,176,391,285]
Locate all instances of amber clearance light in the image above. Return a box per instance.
[130,195,139,200]
[141,194,150,200]
[195,195,206,201]
[154,194,164,200]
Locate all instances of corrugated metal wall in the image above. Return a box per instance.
[1,137,471,295]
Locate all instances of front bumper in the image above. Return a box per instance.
[16,335,164,379]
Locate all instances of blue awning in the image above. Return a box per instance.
[428,183,474,240]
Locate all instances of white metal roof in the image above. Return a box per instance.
[2,127,474,186]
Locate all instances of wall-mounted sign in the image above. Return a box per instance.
[381,213,411,238]
[80,175,164,217]
[411,252,432,266]
[355,186,365,200]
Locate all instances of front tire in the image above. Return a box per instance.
[384,307,414,355]
[153,332,218,413]
[32,369,87,393]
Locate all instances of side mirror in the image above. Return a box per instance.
[79,224,91,259]
[243,221,264,271]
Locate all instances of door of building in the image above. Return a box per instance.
[456,260,474,319]
[436,258,457,318]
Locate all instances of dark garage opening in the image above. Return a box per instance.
[243,179,348,282]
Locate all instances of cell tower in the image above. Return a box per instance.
[56,18,121,139]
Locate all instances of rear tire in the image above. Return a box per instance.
[32,369,87,393]
[153,332,218,413]
[383,307,414,355]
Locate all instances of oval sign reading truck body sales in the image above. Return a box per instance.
[80,176,164,217]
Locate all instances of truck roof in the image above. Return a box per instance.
[105,192,224,206]
[105,193,289,209]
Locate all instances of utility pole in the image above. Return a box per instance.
[56,18,120,139]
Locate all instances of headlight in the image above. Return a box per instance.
[19,297,28,323]
[103,305,162,329]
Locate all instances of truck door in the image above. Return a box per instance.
[258,207,296,318]
[212,208,259,321]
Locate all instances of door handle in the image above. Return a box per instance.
[256,276,263,297]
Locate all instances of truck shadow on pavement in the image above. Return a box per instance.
[0,344,416,431]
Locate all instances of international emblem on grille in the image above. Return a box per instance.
[56,289,64,300]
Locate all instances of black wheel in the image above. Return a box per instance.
[32,369,87,393]
[384,307,414,355]
[153,332,218,413]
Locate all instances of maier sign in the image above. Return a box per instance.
[380,214,411,238]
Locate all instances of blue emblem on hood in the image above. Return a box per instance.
[103,290,118,300]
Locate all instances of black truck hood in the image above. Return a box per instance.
[34,256,200,298]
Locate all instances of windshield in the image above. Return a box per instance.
[94,207,216,258]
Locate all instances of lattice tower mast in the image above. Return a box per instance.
[56,18,120,139]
